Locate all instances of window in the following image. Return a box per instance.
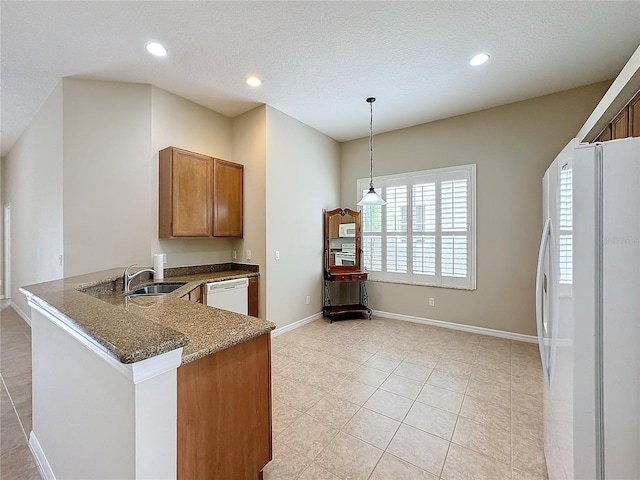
[558,166,572,284]
[358,164,476,289]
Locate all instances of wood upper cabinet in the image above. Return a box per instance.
[213,159,243,237]
[597,125,612,142]
[593,89,640,143]
[612,107,630,139]
[160,148,212,237]
[159,147,244,238]
[631,95,640,137]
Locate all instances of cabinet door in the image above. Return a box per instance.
[160,148,212,238]
[177,333,271,479]
[598,125,612,142]
[612,107,630,139]
[630,94,640,138]
[213,159,243,237]
[248,277,259,317]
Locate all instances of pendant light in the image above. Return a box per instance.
[357,97,386,206]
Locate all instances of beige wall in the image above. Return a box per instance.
[340,81,611,336]
[0,156,4,296]
[231,106,268,317]
[4,82,64,316]
[5,75,610,335]
[64,82,238,276]
[151,87,235,267]
[265,106,340,328]
[63,79,153,276]
[6,79,249,317]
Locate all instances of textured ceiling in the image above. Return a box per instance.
[2,1,640,156]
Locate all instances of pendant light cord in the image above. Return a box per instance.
[358,97,385,206]
[368,97,375,190]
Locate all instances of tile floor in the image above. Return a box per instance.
[265,316,548,480]
[0,301,548,480]
[0,301,41,479]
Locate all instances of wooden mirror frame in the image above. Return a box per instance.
[324,208,362,274]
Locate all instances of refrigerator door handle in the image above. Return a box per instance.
[547,221,558,387]
[536,217,552,384]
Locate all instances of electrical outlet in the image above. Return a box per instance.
[429,297,435,307]
[232,250,237,260]
[58,254,63,266]
[305,295,310,305]
[246,249,252,260]
[275,250,280,260]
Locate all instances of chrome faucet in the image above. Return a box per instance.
[122,264,156,294]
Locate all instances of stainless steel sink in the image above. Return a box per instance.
[127,282,187,296]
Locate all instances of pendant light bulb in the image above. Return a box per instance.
[357,97,386,207]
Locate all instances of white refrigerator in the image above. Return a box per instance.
[537,136,640,480]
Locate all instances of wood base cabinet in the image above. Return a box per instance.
[177,333,271,479]
[181,285,203,304]
[159,146,244,238]
[248,276,259,317]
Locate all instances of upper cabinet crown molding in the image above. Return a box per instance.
[159,146,243,239]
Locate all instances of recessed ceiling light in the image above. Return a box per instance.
[145,42,167,57]
[470,53,490,66]
[245,76,262,87]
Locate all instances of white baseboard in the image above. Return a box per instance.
[10,301,31,327]
[271,312,323,338]
[372,309,537,343]
[29,432,56,480]
[270,309,537,343]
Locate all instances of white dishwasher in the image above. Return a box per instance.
[206,278,249,315]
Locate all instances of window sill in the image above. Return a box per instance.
[365,277,476,291]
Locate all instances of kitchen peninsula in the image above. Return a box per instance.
[19,264,275,480]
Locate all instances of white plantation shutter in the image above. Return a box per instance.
[386,185,408,273]
[358,165,475,289]
[440,175,470,287]
[558,167,572,284]
[412,181,437,278]
[361,190,382,272]
[558,236,572,283]
[441,236,467,277]
[362,236,382,271]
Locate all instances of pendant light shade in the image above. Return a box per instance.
[358,187,385,206]
[357,97,386,207]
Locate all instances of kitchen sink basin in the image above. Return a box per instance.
[127,282,187,296]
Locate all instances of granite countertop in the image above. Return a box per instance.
[20,264,275,365]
